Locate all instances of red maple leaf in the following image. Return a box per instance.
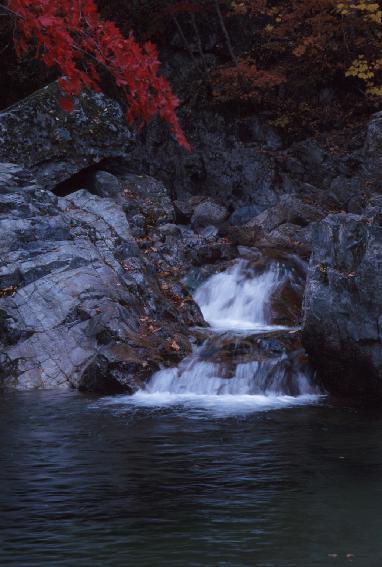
[8,0,191,150]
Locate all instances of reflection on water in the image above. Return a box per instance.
[1,390,382,566]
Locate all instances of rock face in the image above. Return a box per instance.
[303,211,382,401]
[364,111,382,185]
[0,163,204,392]
[0,83,133,190]
[125,111,280,212]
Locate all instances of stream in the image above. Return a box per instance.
[1,261,382,566]
[126,259,321,414]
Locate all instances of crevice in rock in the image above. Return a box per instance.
[52,160,113,197]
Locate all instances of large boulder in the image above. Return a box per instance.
[0,163,203,392]
[191,198,229,230]
[0,83,133,190]
[302,210,382,401]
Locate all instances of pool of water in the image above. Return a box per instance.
[1,390,382,566]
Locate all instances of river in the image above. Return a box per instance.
[1,260,381,566]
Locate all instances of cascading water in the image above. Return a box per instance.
[194,260,285,331]
[126,260,322,415]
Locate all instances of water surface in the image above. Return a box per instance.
[1,390,382,567]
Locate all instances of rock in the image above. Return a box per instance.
[119,172,175,226]
[0,83,133,190]
[199,225,219,240]
[0,163,204,392]
[303,212,382,401]
[157,223,182,238]
[229,205,261,226]
[90,171,123,199]
[265,223,302,249]
[174,199,194,223]
[191,199,229,230]
[364,111,382,184]
[237,246,262,260]
[125,110,279,212]
[247,195,325,234]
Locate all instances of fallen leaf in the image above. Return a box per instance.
[169,339,180,351]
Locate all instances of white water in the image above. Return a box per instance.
[124,260,322,415]
[194,260,284,331]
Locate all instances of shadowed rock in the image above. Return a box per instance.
[303,211,382,401]
[0,83,134,190]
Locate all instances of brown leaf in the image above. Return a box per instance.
[0,286,17,298]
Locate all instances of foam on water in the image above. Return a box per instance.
[99,391,321,418]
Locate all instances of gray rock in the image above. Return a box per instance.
[191,199,229,230]
[364,111,382,183]
[174,199,194,223]
[247,195,325,234]
[0,163,204,392]
[237,246,262,260]
[265,223,302,249]
[90,171,123,199]
[229,205,261,226]
[120,173,175,226]
[0,83,134,190]
[157,223,182,238]
[303,212,382,401]
[199,225,219,240]
[125,110,279,212]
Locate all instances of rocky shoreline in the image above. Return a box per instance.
[1,83,382,401]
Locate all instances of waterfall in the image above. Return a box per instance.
[194,260,286,331]
[130,260,321,413]
[145,355,316,397]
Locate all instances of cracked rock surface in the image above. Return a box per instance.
[0,163,204,392]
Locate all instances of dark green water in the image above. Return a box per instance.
[1,390,382,567]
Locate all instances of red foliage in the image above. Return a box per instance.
[212,58,286,103]
[8,0,190,150]
[209,0,382,133]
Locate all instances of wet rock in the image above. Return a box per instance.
[190,327,315,397]
[0,83,133,190]
[0,163,204,392]
[303,211,382,401]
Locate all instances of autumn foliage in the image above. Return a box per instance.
[213,0,382,125]
[3,0,382,140]
[7,0,190,149]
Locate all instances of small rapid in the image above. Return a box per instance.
[194,260,286,331]
[123,260,322,415]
